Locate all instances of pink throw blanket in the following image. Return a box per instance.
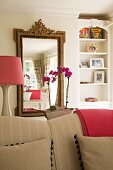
[75,109,113,136]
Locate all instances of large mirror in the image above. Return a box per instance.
[14,19,65,116]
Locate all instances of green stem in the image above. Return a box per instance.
[66,77,69,109]
[48,83,51,108]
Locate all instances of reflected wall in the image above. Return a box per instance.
[22,38,58,110]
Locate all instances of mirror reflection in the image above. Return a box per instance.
[23,38,58,111]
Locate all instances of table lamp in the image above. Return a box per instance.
[0,56,24,116]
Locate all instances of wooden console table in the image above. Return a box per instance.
[46,107,74,120]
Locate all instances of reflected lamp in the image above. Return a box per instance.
[0,56,24,116]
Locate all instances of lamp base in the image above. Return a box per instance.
[1,85,12,116]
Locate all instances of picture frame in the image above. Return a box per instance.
[90,58,104,68]
[87,43,97,52]
[94,71,104,83]
[80,60,89,68]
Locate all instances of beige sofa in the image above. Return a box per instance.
[0,113,83,170]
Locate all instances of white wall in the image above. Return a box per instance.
[111,26,113,108]
[0,12,79,115]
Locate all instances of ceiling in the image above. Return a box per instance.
[0,0,113,18]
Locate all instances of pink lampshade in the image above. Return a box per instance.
[0,56,24,85]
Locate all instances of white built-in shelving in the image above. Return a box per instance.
[78,19,112,109]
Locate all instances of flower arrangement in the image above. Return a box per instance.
[23,74,31,91]
[43,66,72,109]
[23,74,32,101]
[43,72,57,110]
[57,66,72,108]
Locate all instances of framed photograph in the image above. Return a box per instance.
[80,60,89,68]
[87,43,97,52]
[94,71,104,83]
[90,58,104,68]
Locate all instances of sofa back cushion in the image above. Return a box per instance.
[28,90,41,99]
[0,116,50,146]
[48,114,83,170]
[0,116,57,170]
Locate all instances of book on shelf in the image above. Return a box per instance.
[85,97,97,102]
[79,28,90,38]
[90,27,103,39]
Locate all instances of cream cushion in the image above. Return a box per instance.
[48,113,83,170]
[0,138,51,170]
[76,135,113,170]
[0,116,50,146]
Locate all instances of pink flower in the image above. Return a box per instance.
[53,71,58,77]
[57,66,71,74]
[49,70,58,77]
[64,67,69,72]
[65,71,72,78]
[57,66,63,72]
[43,76,50,83]
[51,77,57,83]
[61,67,66,72]
[49,70,54,75]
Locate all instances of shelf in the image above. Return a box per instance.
[80,101,110,104]
[80,83,108,86]
[80,67,107,70]
[79,38,106,42]
[79,101,111,107]
[80,52,107,55]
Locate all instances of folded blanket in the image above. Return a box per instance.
[75,109,113,137]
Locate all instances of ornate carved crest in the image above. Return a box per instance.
[28,19,56,35]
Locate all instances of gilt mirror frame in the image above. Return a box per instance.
[14,19,65,117]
